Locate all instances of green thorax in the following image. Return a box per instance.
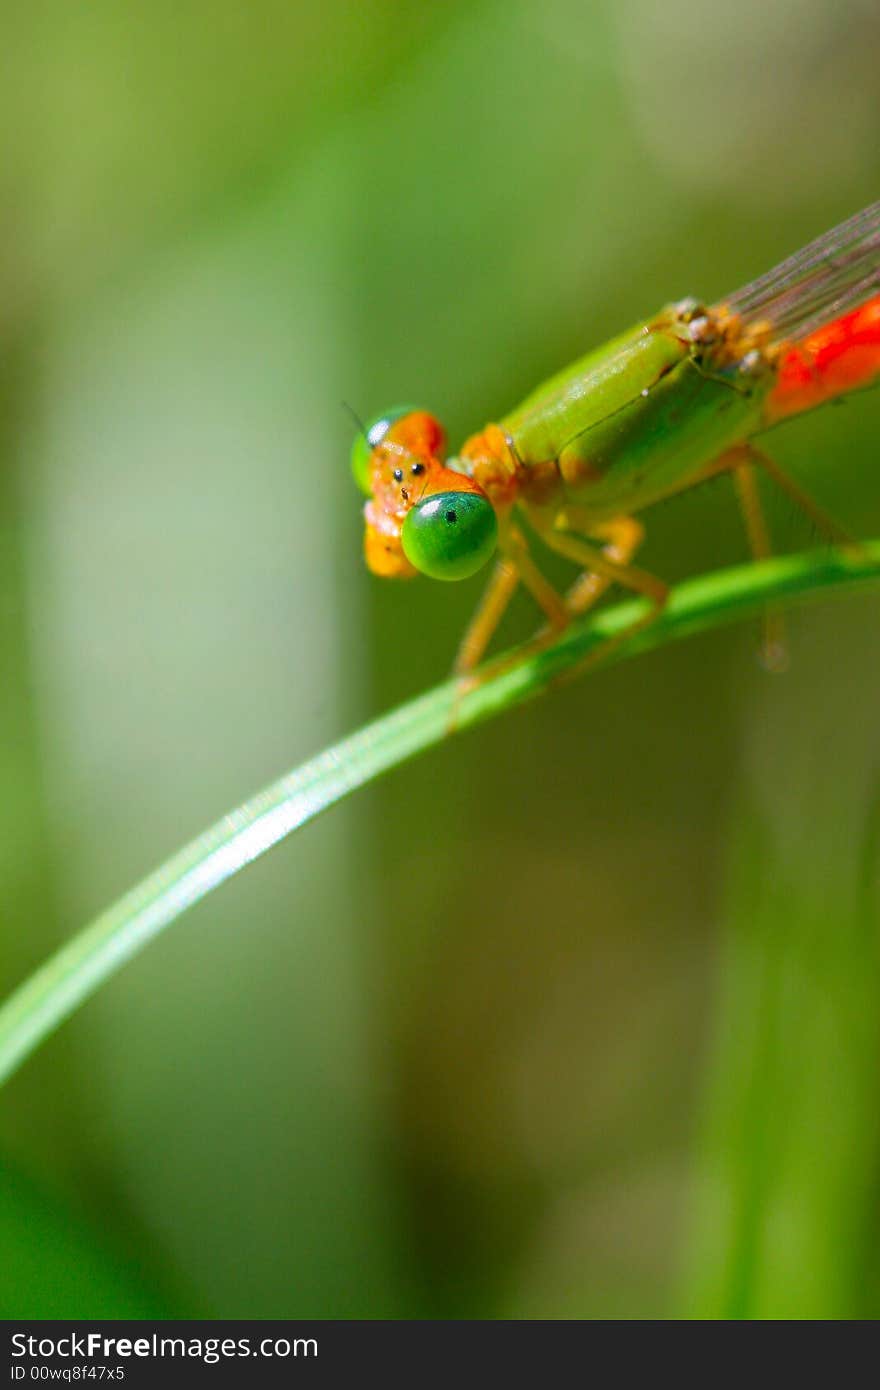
[500,309,773,520]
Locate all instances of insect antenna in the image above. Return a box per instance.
[341,400,370,444]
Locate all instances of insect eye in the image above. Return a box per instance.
[401,491,497,581]
[350,404,422,495]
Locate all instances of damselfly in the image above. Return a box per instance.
[352,203,880,674]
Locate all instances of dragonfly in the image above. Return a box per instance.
[352,202,880,677]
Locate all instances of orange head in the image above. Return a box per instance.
[351,407,498,582]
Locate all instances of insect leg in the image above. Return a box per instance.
[745,444,855,547]
[557,513,645,617]
[529,512,668,675]
[454,522,567,675]
[453,558,519,675]
[730,453,788,671]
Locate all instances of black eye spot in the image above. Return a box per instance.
[445,508,457,524]
[411,462,425,475]
[393,467,403,481]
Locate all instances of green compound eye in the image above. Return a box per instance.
[351,405,420,495]
[401,491,497,581]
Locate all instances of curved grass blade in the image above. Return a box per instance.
[1,543,879,1087]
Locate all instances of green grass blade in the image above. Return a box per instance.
[683,754,880,1318]
[1,543,879,1087]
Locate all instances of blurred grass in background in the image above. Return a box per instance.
[1,0,878,1319]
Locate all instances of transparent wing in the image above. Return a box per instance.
[719,201,880,343]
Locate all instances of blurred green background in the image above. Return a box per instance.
[2,0,879,1320]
